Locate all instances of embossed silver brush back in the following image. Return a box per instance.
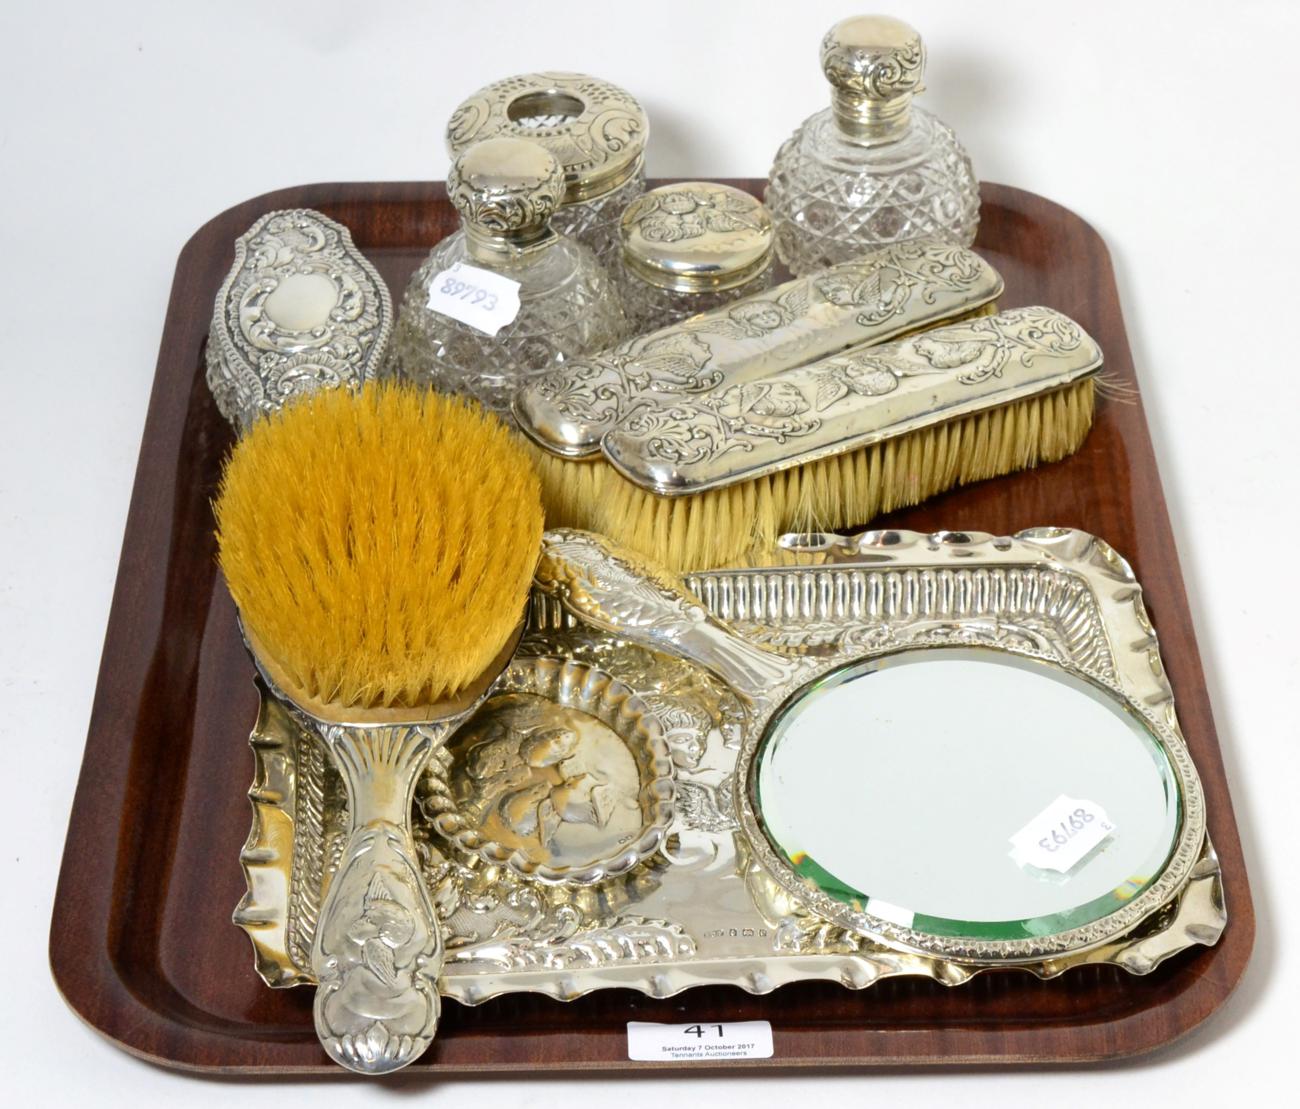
[602,305,1101,495]
[205,209,392,432]
[517,239,1003,459]
[236,529,1225,1005]
[447,72,648,267]
[766,15,980,274]
[520,302,1099,497]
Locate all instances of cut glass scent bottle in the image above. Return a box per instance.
[389,136,625,414]
[765,14,980,275]
[446,72,648,270]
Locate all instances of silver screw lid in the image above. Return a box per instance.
[820,15,926,139]
[448,137,567,259]
[620,183,774,293]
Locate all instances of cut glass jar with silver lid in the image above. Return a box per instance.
[388,137,625,414]
[618,182,777,332]
[446,72,648,268]
[765,15,980,276]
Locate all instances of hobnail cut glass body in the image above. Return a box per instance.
[765,106,979,276]
[389,232,626,414]
[551,166,646,271]
[617,263,777,334]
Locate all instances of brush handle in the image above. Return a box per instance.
[309,722,448,1075]
[536,528,807,702]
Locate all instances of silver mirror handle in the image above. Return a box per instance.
[535,528,805,701]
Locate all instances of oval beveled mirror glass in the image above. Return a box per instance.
[755,647,1182,942]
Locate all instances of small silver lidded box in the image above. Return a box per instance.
[618,182,777,331]
[205,209,392,433]
[447,72,648,267]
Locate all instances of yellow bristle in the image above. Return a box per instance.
[215,384,543,710]
[527,379,1095,573]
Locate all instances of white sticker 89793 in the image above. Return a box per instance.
[425,261,521,336]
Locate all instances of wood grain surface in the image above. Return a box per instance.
[48,181,1254,1075]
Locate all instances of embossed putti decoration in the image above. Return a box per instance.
[205,209,392,432]
[522,302,1101,497]
[424,657,675,884]
[618,182,777,330]
[237,528,1225,1005]
[516,238,1003,459]
[604,305,1095,492]
[243,631,511,1074]
[627,184,763,245]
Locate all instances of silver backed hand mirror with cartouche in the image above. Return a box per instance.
[237,528,1223,1001]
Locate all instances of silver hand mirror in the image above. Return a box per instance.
[756,647,1181,943]
[537,529,1207,965]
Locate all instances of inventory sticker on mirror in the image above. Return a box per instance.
[426,261,521,335]
[627,1021,774,1062]
[1009,795,1115,874]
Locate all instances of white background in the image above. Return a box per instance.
[3,0,1296,1104]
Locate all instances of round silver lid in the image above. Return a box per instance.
[448,137,566,257]
[820,15,926,139]
[447,72,647,203]
[620,182,774,293]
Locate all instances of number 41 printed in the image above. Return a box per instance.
[626,1020,774,1061]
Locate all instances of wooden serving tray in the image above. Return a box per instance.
[49,181,1254,1074]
